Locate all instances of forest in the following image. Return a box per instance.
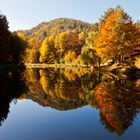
[0,5,140,136]
[0,6,140,70]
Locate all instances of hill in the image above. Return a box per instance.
[19,18,98,41]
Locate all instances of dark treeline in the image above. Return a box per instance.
[0,72,26,126]
[0,14,26,65]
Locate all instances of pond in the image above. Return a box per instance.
[0,68,140,140]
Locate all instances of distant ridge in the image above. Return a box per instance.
[18,18,98,40]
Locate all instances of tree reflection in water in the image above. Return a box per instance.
[0,71,26,126]
[0,68,140,135]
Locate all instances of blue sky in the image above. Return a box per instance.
[0,0,140,31]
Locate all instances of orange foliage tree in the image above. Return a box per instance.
[95,6,140,63]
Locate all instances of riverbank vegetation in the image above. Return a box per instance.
[0,5,140,71]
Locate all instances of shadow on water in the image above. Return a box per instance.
[0,70,26,126]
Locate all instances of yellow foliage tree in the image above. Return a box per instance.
[17,32,26,41]
[135,56,140,68]
[64,51,77,63]
[54,31,80,62]
[39,35,55,63]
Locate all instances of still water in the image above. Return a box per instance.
[0,68,140,140]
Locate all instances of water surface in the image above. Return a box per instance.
[0,68,140,140]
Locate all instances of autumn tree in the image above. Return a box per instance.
[27,38,40,63]
[95,6,140,63]
[135,56,140,68]
[54,31,83,63]
[39,35,56,63]
[64,50,77,63]
[17,32,26,41]
[81,32,98,66]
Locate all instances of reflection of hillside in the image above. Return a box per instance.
[24,92,86,111]
[21,68,140,135]
[22,68,97,110]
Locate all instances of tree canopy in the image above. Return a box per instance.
[0,6,140,68]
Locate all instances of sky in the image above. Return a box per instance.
[0,0,140,31]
